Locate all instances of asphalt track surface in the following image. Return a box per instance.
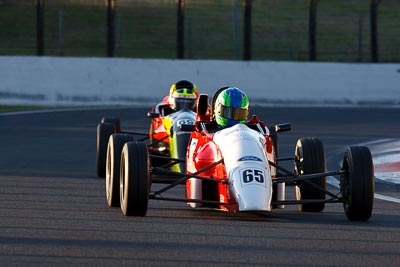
[1,107,400,266]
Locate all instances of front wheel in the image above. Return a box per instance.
[294,137,327,212]
[120,142,150,216]
[106,134,135,207]
[341,146,374,221]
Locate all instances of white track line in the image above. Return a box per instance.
[374,193,400,204]
[328,177,400,204]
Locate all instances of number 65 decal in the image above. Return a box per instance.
[242,169,265,184]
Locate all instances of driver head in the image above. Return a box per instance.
[214,87,249,127]
[169,80,199,110]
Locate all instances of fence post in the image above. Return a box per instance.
[308,0,318,61]
[243,0,252,60]
[370,0,381,62]
[177,0,185,59]
[36,0,45,56]
[106,0,115,57]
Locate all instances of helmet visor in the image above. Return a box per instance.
[174,97,196,110]
[217,104,249,121]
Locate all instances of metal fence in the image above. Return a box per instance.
[0,0,399,62]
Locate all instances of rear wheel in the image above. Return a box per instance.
[120,142,150,216]
[106,134,135,207]
[101,117,121,133]
[97,117,121,178]
[96,122,114,178]
[341,146,374,221]
[294,137,326,212]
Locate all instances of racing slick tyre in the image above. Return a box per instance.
[340,146,374,221]
[96,122,115,178]
[106,134,135,207]
[295,137,327,212]
[101,117,121,133]
[120,142,150,216]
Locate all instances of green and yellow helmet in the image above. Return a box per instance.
[169,80,199,110]
[214,87,249,127]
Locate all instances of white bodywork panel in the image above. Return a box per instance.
[213,124,273,211]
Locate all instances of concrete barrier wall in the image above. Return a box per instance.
[0,56,399,107]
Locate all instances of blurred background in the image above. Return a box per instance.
[0,0,399,62]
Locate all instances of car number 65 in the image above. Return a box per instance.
[242,169,265,184]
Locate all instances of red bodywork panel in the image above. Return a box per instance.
[149,96,170,145]
[149,115,169,144]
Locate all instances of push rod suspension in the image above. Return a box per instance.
[151,158,224,196]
